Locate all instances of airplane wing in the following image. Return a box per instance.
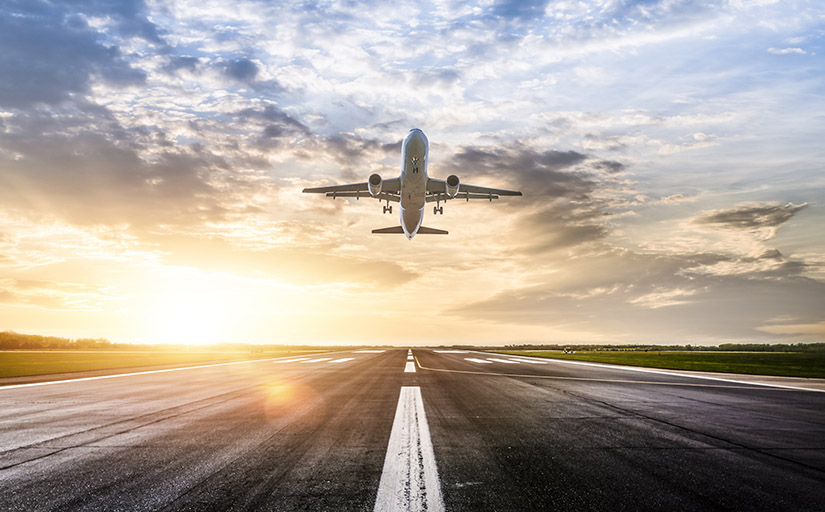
[302,178,401,202]
[426,178,522,202]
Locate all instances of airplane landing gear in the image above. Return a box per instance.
[434,205,443,215]
[383,205,392,214]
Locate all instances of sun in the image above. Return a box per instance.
[143,269,245,346]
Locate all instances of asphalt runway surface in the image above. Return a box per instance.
[1,349,824,511]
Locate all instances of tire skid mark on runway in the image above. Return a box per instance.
[0,384,264,471]
[374,386,444,512]
[415,360,804,391]
[160,359,391,511]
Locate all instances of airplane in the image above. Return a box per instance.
[302,128,522,239]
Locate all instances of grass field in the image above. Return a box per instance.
[0,350,323,379]
[490,350,825,379]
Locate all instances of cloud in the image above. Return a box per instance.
[0,108,271,230]
[158,236,419,288]
[446,146,591,199]
[0,278,118,311]
[450,248,825,341]
[694,202,807,231]
[220,58,260,82]
[757,321,825,335]
[0,1,146,108]
[654,194,697,205]
[768,47,807,55]
[492,0,549,21]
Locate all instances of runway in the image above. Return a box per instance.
[1,350,824,511]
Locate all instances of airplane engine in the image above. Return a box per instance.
[368,173,383,197]
[445,174,460,198]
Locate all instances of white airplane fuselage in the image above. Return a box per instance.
[399,128,429,239]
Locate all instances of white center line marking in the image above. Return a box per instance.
[407,355,414,360]
[404,362,416,373]
[487,358,519,364]
[272,357,311,364]
[300,358,333,363]
[465,358,493,364]
[329,357,355,364]
[374,386,444,512]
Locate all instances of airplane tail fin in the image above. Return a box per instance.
[371,226,449,235]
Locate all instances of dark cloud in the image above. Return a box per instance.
[446,146,591,199]
[592,160,626,174]
[412,68,461,87]
[163,56,202,74]
[215,58,284,94]
[320,132,398,166]
[0,110,263,229]
[444,144,608,254]
[237,105,311,149]
[0,1,146,108]
[451,249,825,341]
[492,0,549,20]
[221,58,260,82]
[238,105,309,134]
[66,0,165,44]
[695,202,807,230]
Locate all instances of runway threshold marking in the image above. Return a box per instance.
[465,358,493,364]
[329,357,355,364]
[487,358,519,364]
[374,386,444,512]
[300,358,333,363]
[416,360,815,391]
[506,357,549,364]
[272,357,311,363]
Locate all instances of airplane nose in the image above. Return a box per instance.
[405,129,428,151]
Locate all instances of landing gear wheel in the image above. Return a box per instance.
[383,205,392,214]
[433,206,444,215]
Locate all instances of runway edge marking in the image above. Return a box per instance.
[471,351,825,393]
[374,386,445,512]
[0,352,349,391]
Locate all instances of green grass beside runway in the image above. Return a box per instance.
[489,350,825,379]
[0,350,322,379]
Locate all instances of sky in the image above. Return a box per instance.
[1,0,824,346]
